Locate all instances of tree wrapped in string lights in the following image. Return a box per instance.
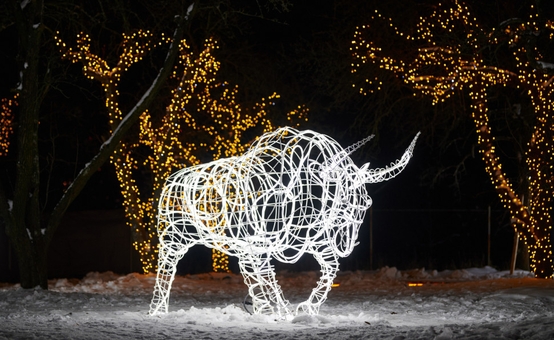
[149,127,419,317]
[56,32,308,274]
[165,37,308,272]
[352,0,554,278]
[0,94,16,156]
[55,29,172,273]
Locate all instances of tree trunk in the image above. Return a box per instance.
[3,204,49,288]
[10,228,48,289]
[8,0,47,289]
[470,86,553,279]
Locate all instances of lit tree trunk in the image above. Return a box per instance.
[522,86,554,278]
[114,141,172,274]
[121,184,159,273]
[0,95,17,155]
[469,85,553,278]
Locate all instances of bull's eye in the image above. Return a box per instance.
[361,194,373,208]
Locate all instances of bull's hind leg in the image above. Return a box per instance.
[149,243,187,315]
[296,247,339,315]
[239,254,292,318]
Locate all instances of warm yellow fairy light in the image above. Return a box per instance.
[56,29,169,274]
[352,0,553,278]
[166,37,308,272]
[57,32,308,274]
[0,93,17,157]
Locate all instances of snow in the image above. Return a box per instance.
[16,71,23,90]
[1,267,553,339]
[537,61,554,70]
[20,0,30,10]
[498,18,521,27]
[185,3,195,20]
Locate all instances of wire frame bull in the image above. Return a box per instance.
[149,127,419,317]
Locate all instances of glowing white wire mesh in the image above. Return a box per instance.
[149,127,419,317]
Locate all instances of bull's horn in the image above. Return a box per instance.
[362,132,420,184]
[320,134,374,177]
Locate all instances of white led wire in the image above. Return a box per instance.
[149,127,419,317]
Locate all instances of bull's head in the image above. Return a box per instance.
[320,132,420,187]
[321,132,420,257]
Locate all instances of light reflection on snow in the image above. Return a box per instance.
[1,266,553,339]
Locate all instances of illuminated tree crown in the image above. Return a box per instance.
[56,31,308,274]
[352,0,554,278]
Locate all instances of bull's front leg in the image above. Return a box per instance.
[238,254,292,318]
[149,242,188,315]
[296,247,339,315]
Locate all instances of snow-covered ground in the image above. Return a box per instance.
[1,266,553,339]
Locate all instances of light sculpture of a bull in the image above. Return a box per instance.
[149,127,419,317]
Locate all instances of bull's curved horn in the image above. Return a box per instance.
[320,134,374,178]
[362,132,420,184]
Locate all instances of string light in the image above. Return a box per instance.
[149,127,419,316]
[167,37,308,273]
[56,32,308,274]
[351,0,553,278]
[55,29,167,273]
[0,93,17,156]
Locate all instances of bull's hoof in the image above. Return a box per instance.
[276,304,294,319]
[148,304,168,316]
[296,302,319,315]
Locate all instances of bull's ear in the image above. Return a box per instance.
[352,163,371,189]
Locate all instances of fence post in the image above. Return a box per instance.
[369,206,373,270]
[487,205,491,267]
[510,232,519,275]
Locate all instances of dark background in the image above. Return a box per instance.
[0,151,520,282]
[0,0,541,282]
